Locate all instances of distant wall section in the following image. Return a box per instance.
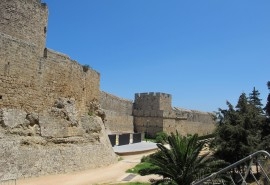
[100,91,133,133]
[133,92,216,137]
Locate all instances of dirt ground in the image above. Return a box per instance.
[17,152,157,185]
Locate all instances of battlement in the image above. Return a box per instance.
[134,92,172,111]
[135,92,172,99]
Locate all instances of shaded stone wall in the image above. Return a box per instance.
[133,116,163,137]
[100,92,133,133]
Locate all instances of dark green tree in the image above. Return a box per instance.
[214,100,251,164]
[249,87,264,114]
[213,90,264,165]
[264,81,270,116]
[236,93,248,113]
[261,81,270,151]
[139,132,225,185]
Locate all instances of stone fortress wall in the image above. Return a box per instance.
[0,0,48,56]
[0,0,216,180]
[100,91,133,133]
[133,92,216,137]
[0,0,117,180]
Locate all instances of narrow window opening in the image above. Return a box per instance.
[44,26,47,34]
[0,95,2,100]
[44,48,47,58]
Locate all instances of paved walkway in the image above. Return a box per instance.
[17,142,159,185]
[113,141,158,155]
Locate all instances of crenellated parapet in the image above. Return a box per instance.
[134,92,172,111]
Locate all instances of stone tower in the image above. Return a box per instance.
[133,92,175,137]
[134,92,172,111]
[0,0,48,56]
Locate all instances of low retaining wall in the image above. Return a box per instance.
[108,133,145,146]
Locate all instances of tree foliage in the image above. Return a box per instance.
[261,81,270,151]
[213,87,267,164]
[139,132,225,185]
[249,87,264,114]
[264,81,270,116]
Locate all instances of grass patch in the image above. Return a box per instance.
[126,162,152,174]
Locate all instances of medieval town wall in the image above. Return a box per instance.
[133,116,163,137]
[0,0,217,180]
[0,33,100,114]
[133,93,216,137]
[100,91,133,133]
[0,0,116,180]
[174,107,215,124]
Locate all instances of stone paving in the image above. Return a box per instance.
[113,141,158,155]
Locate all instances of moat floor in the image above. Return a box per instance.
[18,143,158,185]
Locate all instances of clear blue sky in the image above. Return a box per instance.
[43,0,270,112]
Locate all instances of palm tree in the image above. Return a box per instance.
[139,132,224,185]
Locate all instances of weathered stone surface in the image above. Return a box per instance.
[0,136,116,179]
[0,108,27,128]
[0,114,117,180]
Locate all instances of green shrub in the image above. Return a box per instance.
[82,64,90,72]
[140,155,150,163]
[155,131,168,144]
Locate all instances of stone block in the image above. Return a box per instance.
[0,108,27,129]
